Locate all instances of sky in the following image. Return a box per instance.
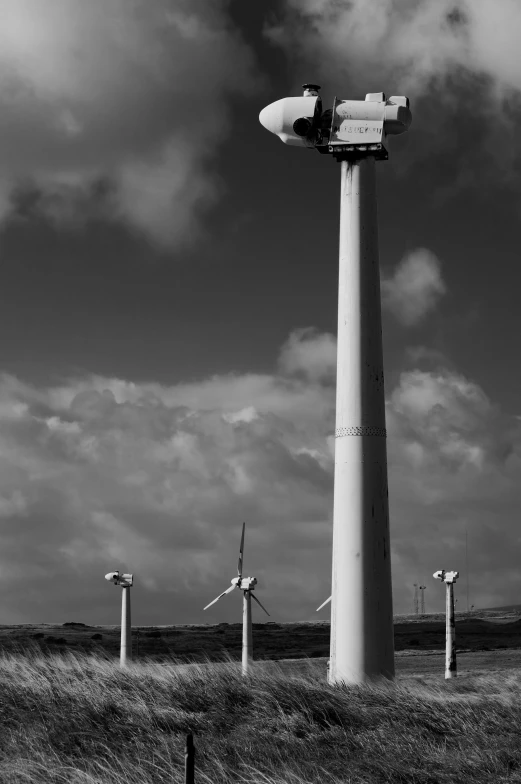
[0,0,521,626]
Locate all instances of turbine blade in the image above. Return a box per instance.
[316,596,332,612]
[251,592,270,617]
[203,584,236,611]
[237,522,245,577]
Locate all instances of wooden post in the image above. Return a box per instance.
[185,733,195,784]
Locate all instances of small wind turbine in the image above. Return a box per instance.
[316,595,331,612]
[105,570,133,667]
[433,569,459,679]
[203,523,270,676]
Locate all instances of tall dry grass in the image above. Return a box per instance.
[0,649,521,783]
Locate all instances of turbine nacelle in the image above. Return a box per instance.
[433,570,459,584]
[259,85,412,160]
[105,570,133,587]
[238,576,257,591]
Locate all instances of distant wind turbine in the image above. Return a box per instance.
[203,523,270,676]
[105,570,133,667]
[433,569,459,679]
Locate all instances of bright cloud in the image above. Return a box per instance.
[267,0,521,98]
[277,327,337,383]
[0,0,259,249]
[381,248,447,326]
[0,329,519,622]
[266,0,521,185]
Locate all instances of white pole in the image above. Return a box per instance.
[466,528,469,613]
[242,590,252,676]
[329,157,394,685]
[120,586,132,667]
[445,581,457,678]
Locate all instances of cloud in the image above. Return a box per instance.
[0,329,336,623]
[266,0,521,190]
[0,328,519,622]
[386,367,521,612]
[266,0,521,99]
[405,346,450,368]
[277,327,337,383]
[0,0,260,248]
[381,248,446,326]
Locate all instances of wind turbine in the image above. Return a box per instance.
[203,523,270,675]
[105,570,133,667]
[433,569,459,679]
[260,85,411,684]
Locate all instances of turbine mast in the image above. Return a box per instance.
[419,584,426,615]
[330,154,394,684]
[242,590,252,676]
[121,583,132,667]
[466,528,470,613]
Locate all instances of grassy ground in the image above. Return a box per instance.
[2,651,521,783]
[3,609,521,663]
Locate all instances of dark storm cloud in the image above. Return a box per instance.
[0,0,261,248]
[266,0,521,196]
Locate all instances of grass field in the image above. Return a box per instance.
[2,611,521,782]
[3,608,521,663]
[2,650,521,783]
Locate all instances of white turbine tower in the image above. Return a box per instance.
[260,85,412,684]
[105,570,133,667]
[203,523,270,676]
[433,569,459,679]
